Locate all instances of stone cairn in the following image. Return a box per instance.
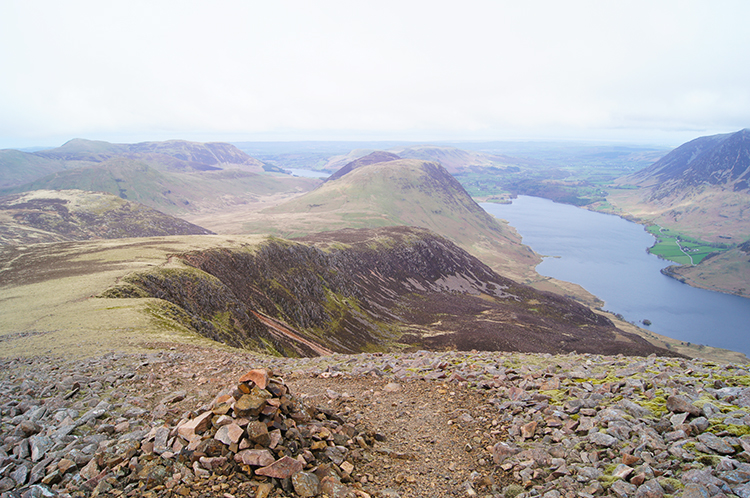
[1,367,362,498]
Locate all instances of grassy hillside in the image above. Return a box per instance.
[0,233,741,363]
[245,158,541,283]
[1,156,320,216]
[0,149,66,189]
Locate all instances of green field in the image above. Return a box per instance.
[646,225,729,265]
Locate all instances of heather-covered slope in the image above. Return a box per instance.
[0,189,212,245]
[101,226,678,358]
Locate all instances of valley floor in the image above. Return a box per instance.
[4,343,750,497]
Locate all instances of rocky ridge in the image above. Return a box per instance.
[2,346,750,497]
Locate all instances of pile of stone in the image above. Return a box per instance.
[0,363,364,498]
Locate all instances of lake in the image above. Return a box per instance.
[287,168,330,179]
[481,196,750,357]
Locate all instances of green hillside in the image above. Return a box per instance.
[249,158,541,283]
[1,156,319,216]
[0,149,65,189]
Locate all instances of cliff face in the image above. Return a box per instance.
[104,226,678,358]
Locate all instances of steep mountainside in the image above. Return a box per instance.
[609,129,750,242]
[621,129,750,195]
[250,158,541,282]
[102,226,676,358]
[605,129,750,298]
[608,129,750,243]
[0,190,212,245]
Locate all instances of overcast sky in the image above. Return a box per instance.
[2,1,749,149]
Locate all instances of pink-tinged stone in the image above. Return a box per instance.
[186,436,202,451]
[215,423,244,446]
[268,429,282,449]
[234,449,275,467]
[238,369,270,389]
[214,415,234,428]
[521,420,537,439]
[199,456,227,471]
[178,411,213,439]
[255,456,304,479]
[79,459,99,480]
[213,393,234,405]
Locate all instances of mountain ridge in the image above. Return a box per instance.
[100,226,677,358]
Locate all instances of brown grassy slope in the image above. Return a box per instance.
[0,235,262,358]
[606,186,750,243]
[0,232,741,363]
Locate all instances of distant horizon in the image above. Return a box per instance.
[3,126,737,152]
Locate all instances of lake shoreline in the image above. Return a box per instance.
[481,196,750,357]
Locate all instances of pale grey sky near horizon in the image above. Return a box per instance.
[1,0,749,149]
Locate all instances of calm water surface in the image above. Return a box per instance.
[482,196,750,356]
[287,168,329,178]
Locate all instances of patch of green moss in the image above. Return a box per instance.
[713,374,750,387]
[598,474,621,490]
[538,389,567,405]
[503,484,524,498]
[635,395,668,418]
[707,424,750,437]
[658,477,684,493]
